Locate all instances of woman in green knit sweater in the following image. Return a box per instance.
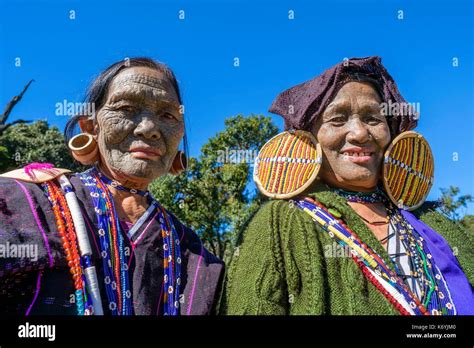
[221,57,474,315]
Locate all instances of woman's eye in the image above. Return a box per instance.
[163,112,176,120]
[366,116,382,124]
[117,105,137,113]
[328,116,346,125]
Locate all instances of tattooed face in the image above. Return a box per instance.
[94,67,184,183]
[312,82,391,191]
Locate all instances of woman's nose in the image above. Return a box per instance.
[346,117,370,144]
[133,117,162,140]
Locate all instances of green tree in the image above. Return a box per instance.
[461,215,474,234]
[150,114,278,263]
[439,186,473,222]
[0,120,84,173]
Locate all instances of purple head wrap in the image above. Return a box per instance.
[269,56,418,135]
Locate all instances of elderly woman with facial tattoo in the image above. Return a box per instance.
[0,57,223,315]
[222,57,473,315]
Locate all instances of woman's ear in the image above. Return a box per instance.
[78,116,96,135]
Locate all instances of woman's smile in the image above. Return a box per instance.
[340,147,376,164]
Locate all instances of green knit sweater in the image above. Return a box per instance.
[220,188,474,315]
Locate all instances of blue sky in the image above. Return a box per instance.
[1,0,473,213]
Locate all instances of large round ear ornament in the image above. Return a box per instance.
[68,133,99,165]
[169,150,187,175]
[253,130,322,199]
[383,131,434,211]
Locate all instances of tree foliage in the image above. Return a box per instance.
[439,186,473,222]
[149,114,278,262]
[461,215,474,234]
[0,120,84,173]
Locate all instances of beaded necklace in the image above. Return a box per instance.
[79,167,182,315]
[385,203,456,315]
[42,180,93,315]
[295,197,427,315]
[295,196,456,315]
[80,170,130,315]
[95,169,151,198]
[329,185,386,203]
[329,186,456,315]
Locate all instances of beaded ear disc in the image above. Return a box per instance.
[383,131,435,211]
[254,130,322,199]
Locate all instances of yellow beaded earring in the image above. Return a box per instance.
[253,130,323,199]
[382,131,435,211]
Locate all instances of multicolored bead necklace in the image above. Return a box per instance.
[385,203,456,315]
[329,185,387,204]
[42,180,93,315]
[80,167,182,315]
[95,169,151,198]
[295,196,427,315]
[295,195,456,315]
[329,185,455,314]
[80,169,131,315]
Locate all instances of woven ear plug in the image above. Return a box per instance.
[254,130,322,199]
[383,131,435,211]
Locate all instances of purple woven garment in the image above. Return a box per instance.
[269,56,418,134]
[401,210,474,315]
